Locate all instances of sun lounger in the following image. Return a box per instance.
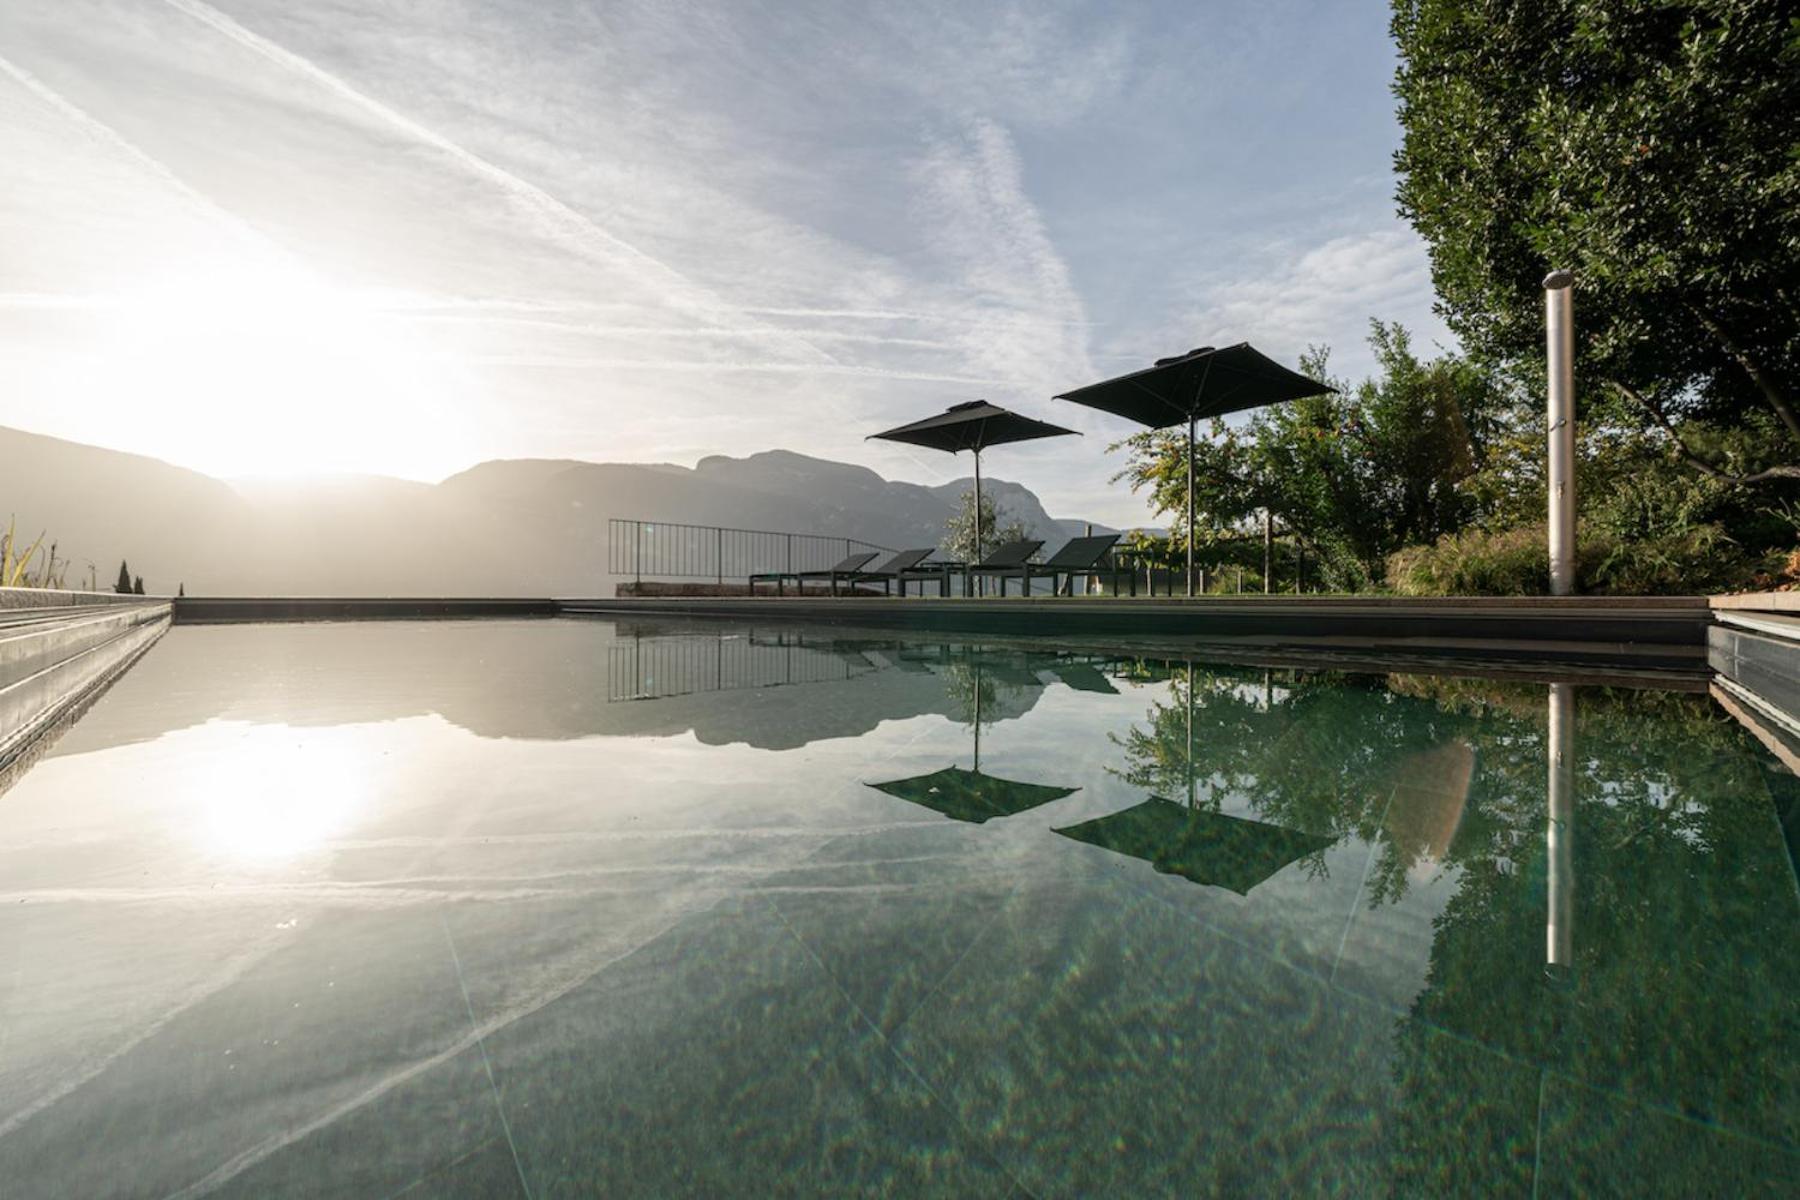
[749,550,877,596]
[922,540,1045,597]
[841,548,937,596]
[969,534,1119,596]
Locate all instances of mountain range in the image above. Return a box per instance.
[0,425,1113,596]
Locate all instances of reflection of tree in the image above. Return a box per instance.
[938,659,1038,735]
[1108,665,1788,909]
[1107,663,1799,1185]
[1108,663,1471,889]
[1385,689,1800,1192]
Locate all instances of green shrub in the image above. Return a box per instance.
[1388,525,1561,596]
[1387,523,1767,596]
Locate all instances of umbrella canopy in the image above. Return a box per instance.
[867,766,1077,824]
[869,401,1077,565]
[1054,797,1333,895]
[869,400,1078,454]
[1054,343,1332,595]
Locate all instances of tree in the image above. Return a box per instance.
[114,560,132,595]
[1392,0,1800,490]
[132,575,144,595]
[178,582,185,597]
[941,488,1034,563]
[1113,326,1509,589]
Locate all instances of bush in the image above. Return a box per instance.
[1388,525,1560,596]
[1387,523,1768,596]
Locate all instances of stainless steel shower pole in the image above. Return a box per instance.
[1544,270,1577,596]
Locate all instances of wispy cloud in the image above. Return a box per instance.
[909,118,1095,394]
[1112,228,1453,382]
[0,51,280,261]
[157,0,840,368]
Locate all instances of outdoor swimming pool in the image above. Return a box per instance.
[0,618,1794,1197]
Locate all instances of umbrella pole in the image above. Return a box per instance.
[1186,416,1196,597]
[1185,661,1195,808]
[973,449,984,596]
[973,661,982,771]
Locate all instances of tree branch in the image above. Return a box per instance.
[1687,305,1800,438]
[1609,379,1800,483]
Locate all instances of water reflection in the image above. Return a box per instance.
[866,659,1081,824]
[1546,681,1575,983]
[0,621,1794,1197]
[1056,661,1335,894]
[1056,799,1333,894]
[197,723,369,861]
[608,628,883,700]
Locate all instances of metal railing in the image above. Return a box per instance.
[608,518,892,584]
[608,631,882,701]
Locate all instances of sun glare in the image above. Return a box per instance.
[66,257,475,481]
[197,722,366,861]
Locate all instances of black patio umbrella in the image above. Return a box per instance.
[869,401,1077,562]
[865,659,1079,824]
[1054,343,1332,595]
[1053,797,1333,895]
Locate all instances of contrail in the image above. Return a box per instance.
[405,311,957,349]
[744,305,1092,328]
[157,0,838,365]
[0,53,277,255]
[459,355,1001,385]
[0,292,121,310]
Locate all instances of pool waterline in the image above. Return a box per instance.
[0,618,1794,1197]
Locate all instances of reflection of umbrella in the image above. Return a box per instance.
[865,659,1079,824]
[1054,797,1332,895]
[1055,343,1332,595]
[1043,661,1119,695]
[868,767,1077,825]
[869,401,1077,561]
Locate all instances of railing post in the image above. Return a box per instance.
[635,522,642,587]
[716,527,723,588]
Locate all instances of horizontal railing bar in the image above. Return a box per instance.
[610,517,896,546]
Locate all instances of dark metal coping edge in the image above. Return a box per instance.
[174,597,560,624]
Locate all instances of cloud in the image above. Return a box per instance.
[865,1,1134,129]
[1113,227,1454,382]
[157,0,839,367]
[0,50,282,263]
[909,118,1094,395]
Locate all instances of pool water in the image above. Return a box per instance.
[0,619,1794,1198]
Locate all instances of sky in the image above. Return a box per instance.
[0,0,1449,527]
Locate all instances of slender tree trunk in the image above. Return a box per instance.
[1690,306,1800,438]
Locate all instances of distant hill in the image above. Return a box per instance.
[0,426,1112,596]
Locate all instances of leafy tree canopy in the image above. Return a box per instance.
[1392,0,1800,486]
[1114,323,1512,589]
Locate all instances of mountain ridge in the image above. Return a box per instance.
[0,425,1113,595]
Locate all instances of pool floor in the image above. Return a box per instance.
[0,619,1795,1197]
